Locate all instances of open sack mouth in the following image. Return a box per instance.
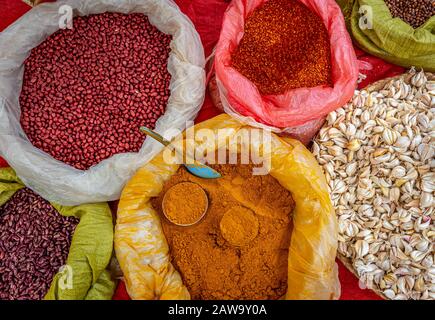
[115,115,339,301]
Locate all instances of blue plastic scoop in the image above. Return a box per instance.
[140,127,221,179]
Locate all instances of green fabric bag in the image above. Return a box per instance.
[337,0,435,71]
[0,167,115,300]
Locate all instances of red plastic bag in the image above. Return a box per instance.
[209,74,324,145]
[214,0,359,131]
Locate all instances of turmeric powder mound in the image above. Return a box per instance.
[220,206,259,247]
[151,162,295,300]
[163,182,208,225]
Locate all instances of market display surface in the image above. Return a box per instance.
[0,0,433,301]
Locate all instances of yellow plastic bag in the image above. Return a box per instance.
[115,114,339,300]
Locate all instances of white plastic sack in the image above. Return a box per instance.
[0,0,205,205]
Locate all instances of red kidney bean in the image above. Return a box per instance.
[20,13,172,170]
[0,188,78,300]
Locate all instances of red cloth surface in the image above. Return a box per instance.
[0,0,404,301]
[112,261,384,300]
[0,157,8,168]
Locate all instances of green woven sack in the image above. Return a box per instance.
[0,167,115,300]
[337,0,435,71]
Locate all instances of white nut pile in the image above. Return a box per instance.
[313,70,434,300]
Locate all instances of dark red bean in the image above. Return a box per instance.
[0,188,78,300]
[20,12,172,170]
[384,0,435,29]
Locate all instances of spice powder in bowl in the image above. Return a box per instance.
[231,0,332,95]
[162,182,208,226]
[151,161,295,300]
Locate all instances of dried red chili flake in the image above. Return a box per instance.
[20,12,172,170]
[231,0,332,95]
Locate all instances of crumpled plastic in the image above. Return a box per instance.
[0,0,205,205]
[115,114,340,300]
[0,167,115,300]
[208,74,326,145]
[337,0,435,71]
[214,0,359,131]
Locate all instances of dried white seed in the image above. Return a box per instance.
[313,70,435,300]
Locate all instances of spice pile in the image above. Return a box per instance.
[313,70,435,300]
[231,0,331,95]
[20,12,172,170]
[384,0,435,29]
[0,188,78,300]
[152,161,295,299]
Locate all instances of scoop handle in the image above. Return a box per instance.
[140,127,170,147]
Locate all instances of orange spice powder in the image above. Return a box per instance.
[162,182,208,225]
[151,162,295,300]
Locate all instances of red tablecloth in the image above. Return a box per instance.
[1,0,405,301]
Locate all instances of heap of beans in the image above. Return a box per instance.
[0,188,78,300]
[231,0,331,95]
[20,13,172,170]
[384,0,435,28]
